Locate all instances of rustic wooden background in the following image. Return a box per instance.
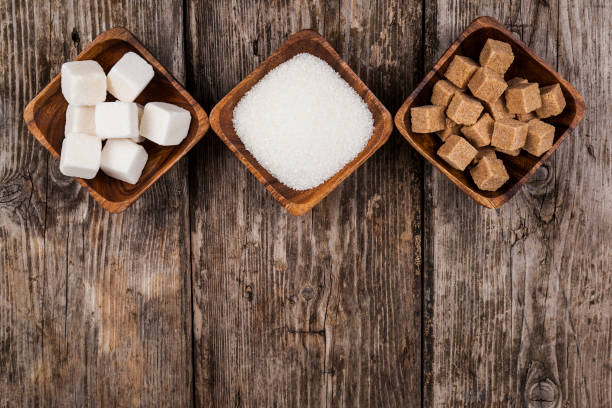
[1,0,610,407]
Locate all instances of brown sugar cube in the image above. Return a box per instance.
[495,146,521,156]
[468,67,508,103]
[491,118,528,150]
[436,118,461,141]
[446,93,484,125]
[470,156,510,191]
[431,79,461,107]
[517,112,536,122]
[536,84,566,118]
[437,134,478,171]
[505,83,542,114]
[461,113,494,147]
[524,118,555,156]
[485,96,515,120]
[444,55,480,89]
[471,146,497,166]
[411,105,446,133]
[479,38,514,75]
[507,77,528,87]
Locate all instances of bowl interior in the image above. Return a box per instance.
[214,32,390,213]
[399,25,580,203]
[30,37,203,206]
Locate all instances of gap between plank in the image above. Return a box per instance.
[181,0,197,406]
[420,1,427,407]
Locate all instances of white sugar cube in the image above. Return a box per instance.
[61,60,106,106]
[106,52,154,102]
[140,102,191,146]
[100,139,148,184]
[59,133,102,179]
[95,101,139,139]
[65,105,96,135]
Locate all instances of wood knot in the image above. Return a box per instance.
[71,27,80,45]
[526,163,553,191]
[527,379,558,408]
[243,285,253,302]
[0,172,35,213]
[522,163,556,222]
[524,361,561,408]
[300,286,315,301]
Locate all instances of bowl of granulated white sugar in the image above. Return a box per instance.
[210,30,392,216]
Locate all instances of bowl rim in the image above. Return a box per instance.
[23,26,210,213]
[209,29,393,216]
[394,16,586,209]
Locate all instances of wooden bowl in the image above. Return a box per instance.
[395,16,585,209]
[210,30,393,216]
[23,27,209,213]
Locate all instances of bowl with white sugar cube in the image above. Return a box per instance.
[24,27,209,213]
[210,30,393,216]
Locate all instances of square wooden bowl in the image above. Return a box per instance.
[395,16,585,208]
[210,30,393,216]
[23,27,209,213]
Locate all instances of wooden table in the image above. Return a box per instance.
[1,1,610,407]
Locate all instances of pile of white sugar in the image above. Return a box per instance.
[233,53,374,190]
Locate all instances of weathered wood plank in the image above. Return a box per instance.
[0,1,49,406]
[424,0,611,406]
[325,1,423,407]
[187,3,331,406]
[552,0,612,405]
[1,1,192,406]
[422,3,523,404]
[187,1,423,406]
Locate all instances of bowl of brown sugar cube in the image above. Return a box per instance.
[396,16,585,208]
[24,27,209,213]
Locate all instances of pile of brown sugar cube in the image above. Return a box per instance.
[410,38,567,191]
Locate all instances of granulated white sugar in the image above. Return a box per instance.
[233,53,374,190]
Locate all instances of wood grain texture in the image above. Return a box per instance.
[552,0,611,405]
[186,0,423,406]
[1,1,193,406]
[0,1,49,405]
[2,1,610,407]
[424,1,611,407]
